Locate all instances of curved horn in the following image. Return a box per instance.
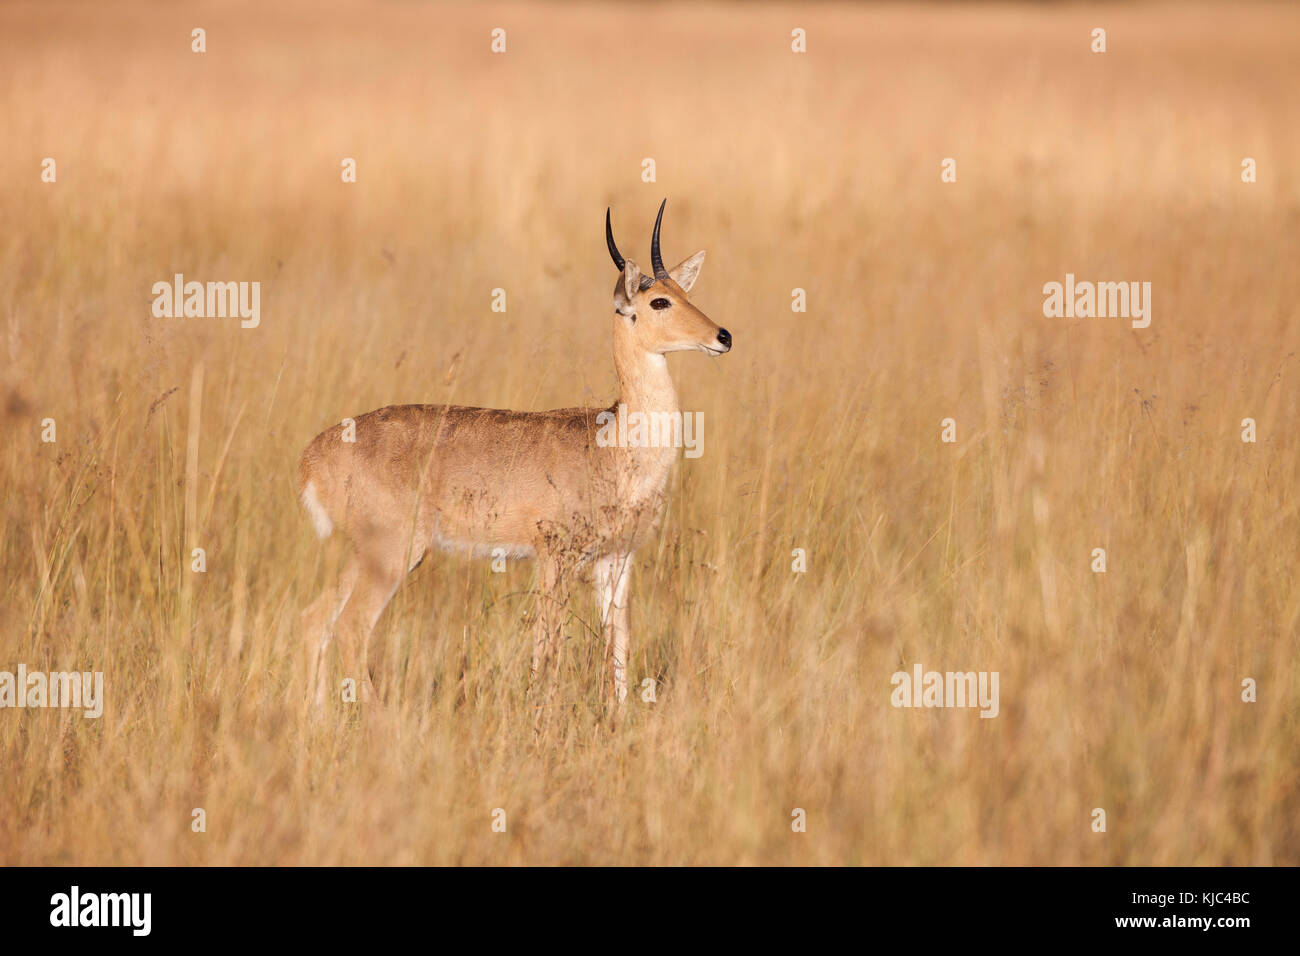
[605,208,626,270]
[600,206,626,273]
[650,198,669,281]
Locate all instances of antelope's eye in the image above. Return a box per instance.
[650,297,671,311]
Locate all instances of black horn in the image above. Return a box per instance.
[605,208,626,272]
[650,198,669,281]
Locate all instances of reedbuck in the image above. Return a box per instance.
[298,201,731,710]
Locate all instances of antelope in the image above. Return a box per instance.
[297,200,731,711]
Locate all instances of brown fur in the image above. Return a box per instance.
[298,221,730,715]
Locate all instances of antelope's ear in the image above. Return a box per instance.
[621,259,644,304]
[668,250,706,293]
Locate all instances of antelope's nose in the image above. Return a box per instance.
[716,328,732,350]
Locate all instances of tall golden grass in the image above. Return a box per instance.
[1,0,1297,865]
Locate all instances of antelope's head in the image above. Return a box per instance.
[605,200,732,357]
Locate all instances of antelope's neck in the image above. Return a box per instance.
[613,338,678,417]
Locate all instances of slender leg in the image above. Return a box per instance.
[593,555,616,697]
[301,558,359,711]
[332,561,406,704]
[608,554,633,707]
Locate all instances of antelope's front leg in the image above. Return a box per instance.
[607,554,633,706]
[593,556,616,696]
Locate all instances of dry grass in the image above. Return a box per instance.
[1,0,1297,865]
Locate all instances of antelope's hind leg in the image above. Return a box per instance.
[301,558,360,711]
[331,544,426,705]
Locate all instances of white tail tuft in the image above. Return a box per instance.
[300,480,333,539]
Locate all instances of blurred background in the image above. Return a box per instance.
[1,0,1297,864]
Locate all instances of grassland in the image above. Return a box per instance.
[0,0,1297,865]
